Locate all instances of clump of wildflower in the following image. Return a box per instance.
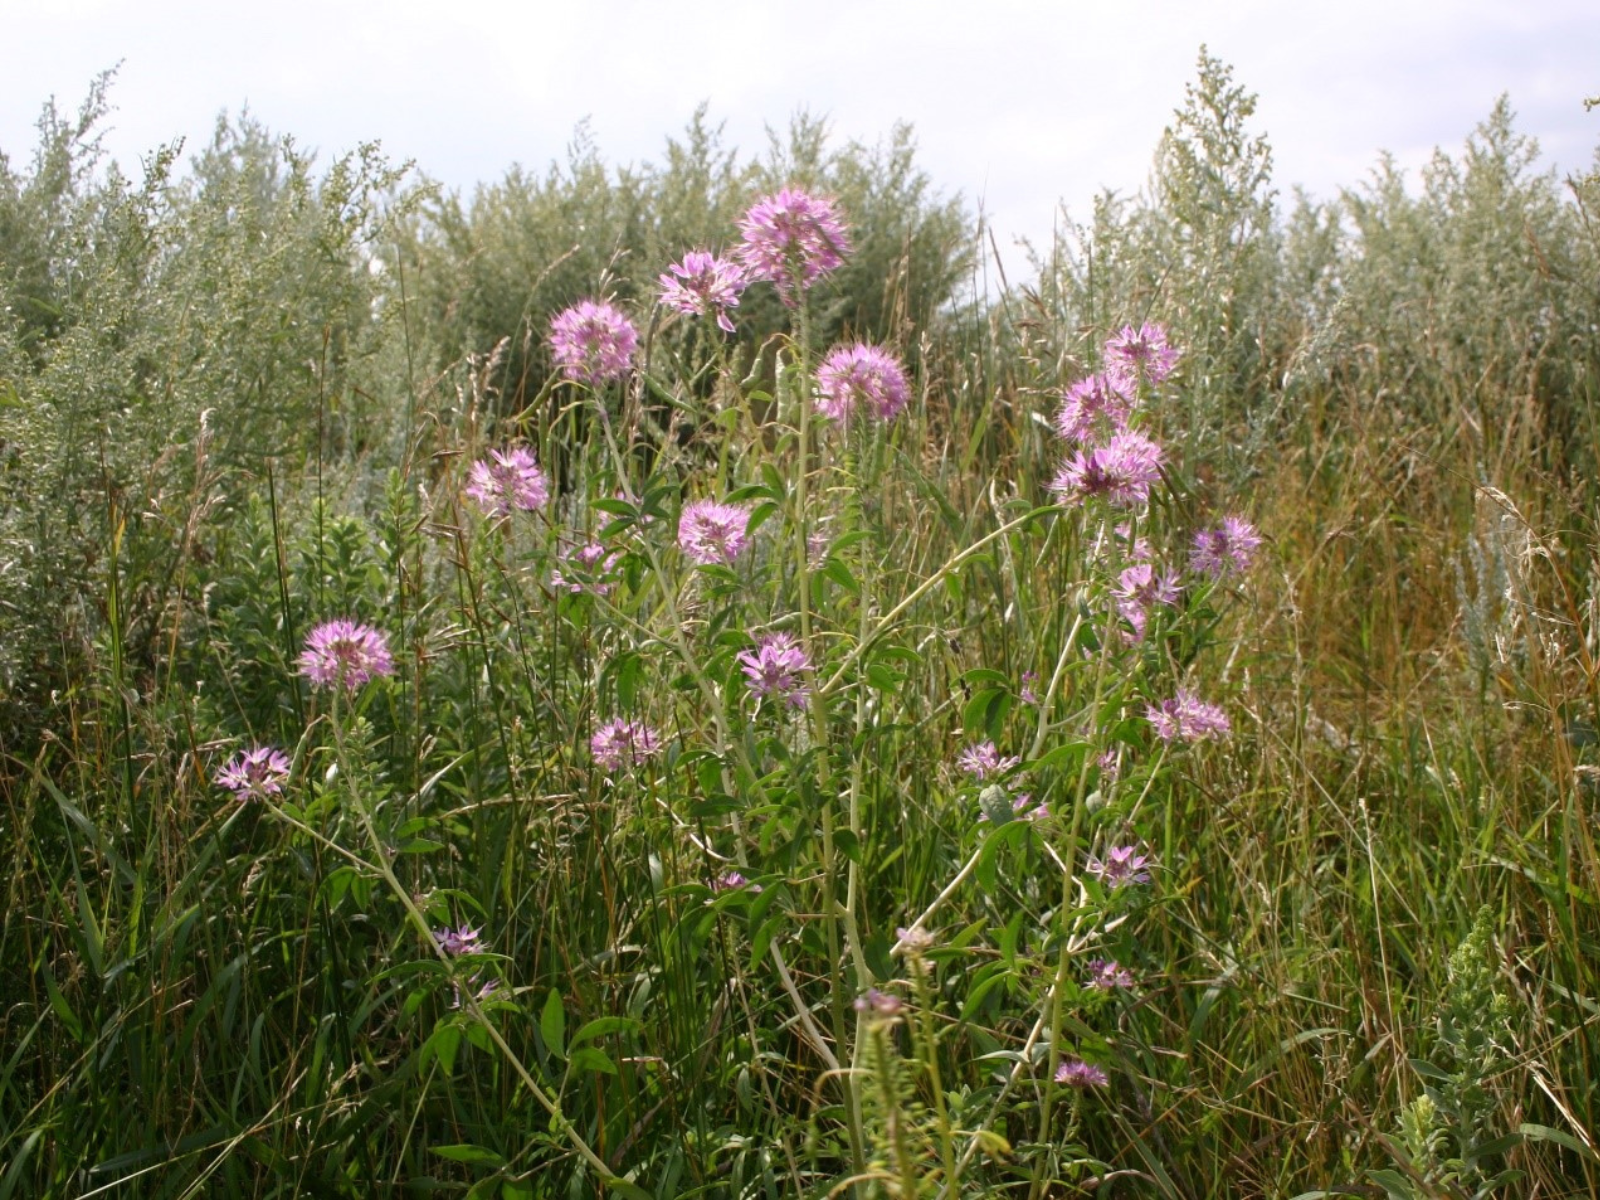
[815,342,910,422]
[737,188,850,305]
[1049,430,1164,508]
[451,975,502,1010]
[895,925,936,955]
[1055,373,1134,444]
[1085,959,1136,990]
[1055,1058,1110,1088]
[711,871,762,893]
[1086,845,1152,888]
[216,746,291,802]
[977,790,1048,823]
[298,620,395,692]
[590,719,663,773]
[465,446,549,517]
[1103,322,1180,390]
[1113,562,1182,641]
[1019,671,1040,705]
[738,632,812,708]
[434,925,483,956]
[957,740,1020,781]
[1145,687,1231,743]
[551,542,614,594]
[658,250,747,334]
[678,499,753,566]
[549,299,638,385]
[853,988,905,1018]
[1191,516,1262,579]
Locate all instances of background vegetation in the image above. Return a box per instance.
[2,50,1598,1198]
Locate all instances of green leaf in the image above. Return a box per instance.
[601,1178,653,1200]
[569,1046,618,1075]
[430,1144,506,1169]
[541,989,566,1059]
[1518,1123,1600,1162]
[570,1016,641,1047]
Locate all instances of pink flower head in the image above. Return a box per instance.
[298,620,395,692]
[434,924,484,957]
[710,870,762,893]
[1085,958,1135,990]
[1049,430,1164,508]
[853,988,905,1017]
[957,740,1021,781]
[1086,845,1152,888]
[551,542,615,594]
[1145,687,1231,743]
[1055,373,1134,444]
[738,632,812,708]
[1191,516,1262,579]
[450,975,502,1010]
[590,718,662,773]
[737,188,850,305]
[465,446,549,517]
[1103,322,1180,390]
[659,250,747,334]
[816,343,911,422]
[1055,1058,1110,1088]
[216,745,291,802]
[1113,562,1182,642]
[549,299,638,385]
[678,499,753,566]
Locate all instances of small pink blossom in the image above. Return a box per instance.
[1086,845,1152,888]
[1055,1058,1109,1088]
[1049,431,1164,508]
[298,620,395,692]
[434,925,484,956]
[1191,516,1262,579]
[1145,687,1231,743]
[1055,373,1134,444]
[549,300,638,385]
[1113,562,1182,641]
[216,746,291,802]
[816,343,910,422]
[737,188,850,305]
[738,632,812,708]
[678,500,753,566]
[710,871,762,893]
[1085,959,1135,990]
[659,250,747,334]
[1103,322,1180,390]
[590,719,662,773]
[957,741,1020,781]
[465,446,549,516]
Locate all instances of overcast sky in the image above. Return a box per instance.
[2,0,1595,259]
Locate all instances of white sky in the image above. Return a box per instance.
[2,0,1596,260]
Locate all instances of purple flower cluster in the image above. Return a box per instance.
[737,188,850,305]
[710,870,762,893]
[1085,958,1136,990]
[216,746,291,802]
[659,250,747,334]
[956,741,1021,781]
[738,632,812,708]
[549,300,638,385]
[1049,430,1164,508]
[1055,373,1134,445]
[815,343,910,422]
[1145,687,1231,743]
[298,620,395,692]
[551,542,615,594]
[1055,1058,1110,1088]
[434,924,484,956]
[590,719,662,773]
[1103,322,1180,391]
[465,446,549,517]
[1113,562,1182,642]
[678,500,753,566]
[1086,845,1152,888]
[1191,516,1262,579]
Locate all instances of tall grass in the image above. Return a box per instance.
[2,51,1599,1198]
